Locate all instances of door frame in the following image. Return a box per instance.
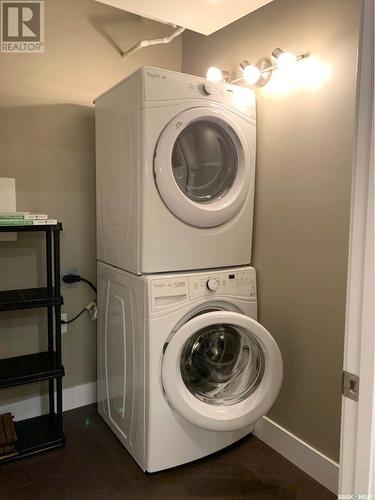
[339,0,374,496]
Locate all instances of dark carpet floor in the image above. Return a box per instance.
[0,405,335,500]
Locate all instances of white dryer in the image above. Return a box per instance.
[95,67,256,274]
[97,262,283,472]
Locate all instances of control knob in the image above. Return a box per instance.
[206,278,219,291]
[202,81,218,95]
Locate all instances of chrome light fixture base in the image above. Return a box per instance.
[256,57,273,87]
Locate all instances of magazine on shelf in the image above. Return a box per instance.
[0,219,57,226]
[0,212,48,220]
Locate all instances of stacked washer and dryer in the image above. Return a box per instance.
[95,67,283,472]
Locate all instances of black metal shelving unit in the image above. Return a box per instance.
[0,223,65,462]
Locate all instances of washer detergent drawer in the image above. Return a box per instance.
[97,263,144,466]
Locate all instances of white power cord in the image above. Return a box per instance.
[61,300,97,325]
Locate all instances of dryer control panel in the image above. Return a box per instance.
[188,268,256,299]
[143,68,256,120]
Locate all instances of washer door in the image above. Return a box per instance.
[154,107,251,228]
[161,311,282,432]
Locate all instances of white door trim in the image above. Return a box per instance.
[339,0,374,496]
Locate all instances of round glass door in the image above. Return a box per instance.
[172,121,238,204]
[154,107,252,228]
[161,311,283,432]
[181,323,264,406]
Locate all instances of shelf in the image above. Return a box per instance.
[0,352,64,389]
[0,223,62,233]
[0,219,64,463]
[0,414,64,463]
[0,287,63,312]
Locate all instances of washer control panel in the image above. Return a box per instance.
[150,268,256,311]
[188,268,256,299]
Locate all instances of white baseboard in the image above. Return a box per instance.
[254,416,339,495]
[0,382,97,421]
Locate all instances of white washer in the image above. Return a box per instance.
[97,262,283,472]
[95,66,256,274]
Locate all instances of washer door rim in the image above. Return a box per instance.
[161,311,283,432]
[154,107,252,228]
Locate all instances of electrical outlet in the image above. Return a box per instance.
[87,301,97,321]
[61,313,68,334]
[61,267,78,288]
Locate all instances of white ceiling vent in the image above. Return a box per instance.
[94,0,275,35]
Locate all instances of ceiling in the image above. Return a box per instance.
[94,0,275,35]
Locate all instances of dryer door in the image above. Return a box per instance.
[161,311,282,432]
[154,107,252,228]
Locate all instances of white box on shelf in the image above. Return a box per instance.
[0,178,16,241]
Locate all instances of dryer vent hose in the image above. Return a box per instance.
[122,26,185,58]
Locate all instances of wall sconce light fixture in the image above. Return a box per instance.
[240,60,261,84]
[239,49,307,87]
[239,58,274,87]
[272,48,298,70]
[206,66,230,82]
[206,49,308,87]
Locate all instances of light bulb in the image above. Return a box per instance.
[206,66,223,82]
[242,64,261,85]
[276,51,297,71]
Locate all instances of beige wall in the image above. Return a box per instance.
[0,0,181,406]
[183,0,359,461]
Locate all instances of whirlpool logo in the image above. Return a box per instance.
[1,1,44,53]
